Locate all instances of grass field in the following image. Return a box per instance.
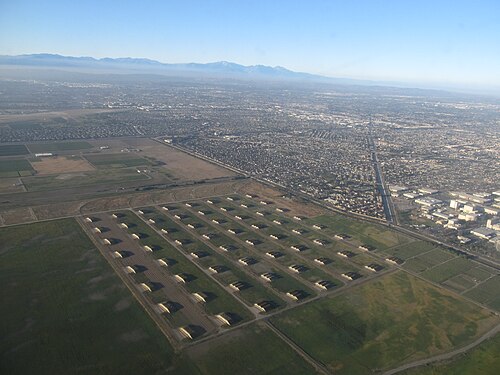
[186,322,316,375]
[0,219,197,375]
[308,214,413,250]
[27,141,93,153]
[403,333,500,375]
[463,276,500,311]
[21,168,149,191]
[0,144,29,156]
[271,271,498,375]
[84,153,153,168]
[0,159,34,177]
[421,257,475,283]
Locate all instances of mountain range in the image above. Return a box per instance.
[0,53,368,85]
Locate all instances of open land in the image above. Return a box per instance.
[0,219,198,375]
[0,135,498,374]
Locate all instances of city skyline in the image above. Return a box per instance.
[1,0,499,92]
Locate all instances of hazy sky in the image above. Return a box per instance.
[1,0,499,88]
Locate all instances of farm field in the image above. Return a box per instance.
[403,333,500,375]
[21,168,149,191]
[0,159,34,177]
[84,153,153,168]
[185,322,316,375]
[463,276,500,311]
[0,219,197,375]
[26,141,93,152]
[31,155,95,175]
[0,177,24,194]
[271,271,499,375]
[0,144,29,156]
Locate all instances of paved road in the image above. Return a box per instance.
[384,323,500,375]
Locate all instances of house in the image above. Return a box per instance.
[251,223,266,230]
[245,194,258,198]
[139,283,152,292]
[365,263,384,272]
[266,251,283,258]
[119,222,129,229]
[286,290,307,301]
[254,300,277,312]
[335,233,350,240]
[293,215,304,221]
[198,210,209,215]
[131,233,140,240]
[337,250,355,258]
[202,233,216,240]
[178,325,204,340]
[273,220,283,225]
[229,281,250,291]
[292,228,305,235]
[209,265,228,274]
[359,244,376,251]
[288,264,308,273]
[219,244,237,252]
[103,238,112,245]
[269,233,285,240]
[386,256,404,265]
[157,301,181,314]
[227,228,243,235]
[143,245,153,252]
[342,272,362,281]
[313,224,327,230]
[313,239,328,246]
[314,257,332,265]
[260,200,273,205]
[215,312,241,326]
[290,244,308,252]
[192,292,210,303]
[191,251,209,259]
[245,239,260,246]
[157,258,176,267]
[261,272,280,282]
[238,257,257,265]
[256,211,268,216]
[315,280,335,290]
[174,273,195,283]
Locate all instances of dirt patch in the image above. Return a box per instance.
[32,156,95,175]
[0,207,35,225]
[0,177,25,194]
[135,139,236,180]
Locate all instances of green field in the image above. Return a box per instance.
[271,271,498,375]
[21,168,149,191]
[84,153,153,168]
[463,276,500,311]
[0,144,29,156]
[27,141,93,152]
[403,333,500,375]
[421,257,475,283]
[0,159,34,177]
[307,214,413,250]
[185,322,316,374]
[0,219,197,375]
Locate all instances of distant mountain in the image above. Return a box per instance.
[0,53,352,83]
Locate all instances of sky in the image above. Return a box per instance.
[1,0,499,89]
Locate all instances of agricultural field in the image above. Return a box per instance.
[21,168,149,191]
[0,159,34,177]
[0,177,24,194]
[185,322,316,375]
[271,271,499,375]
[0,219,197,375]
[26,141,93,152]
[403,333,500,375]
[0,144,29,156]
[84,153,153,168]
[30,155,95,175]
[463,276,500,311]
